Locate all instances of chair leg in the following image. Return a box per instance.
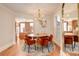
[42,46,43,53]
[24,43,26,51]
[64,44,66,51]
[74,42,76,48]
[72,44,74,51]
[35,44,36,50]
[28,45,30,53]
[47,45,50,52]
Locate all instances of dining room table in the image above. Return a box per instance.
[27,33,50,50]
[28,33,49,39]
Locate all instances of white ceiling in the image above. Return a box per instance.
[2,3,61,16]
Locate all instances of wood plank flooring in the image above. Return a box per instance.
[0,42,60,56]
[65,52,79,56]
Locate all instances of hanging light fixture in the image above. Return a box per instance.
[36,9,47,27]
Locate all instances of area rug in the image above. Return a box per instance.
[64,43,79,53]
[17,39,55,56]
[20,43,54,56]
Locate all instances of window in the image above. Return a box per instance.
[25,22,34,34]
[30,22,34,33]
[20,23,25,32]
[64,21,72,32]
[19,22,34,34]
[64,22,68,31]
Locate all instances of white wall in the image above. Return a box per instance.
[0,4,16,52]
[49,16,55,35]
[34,16,52,35]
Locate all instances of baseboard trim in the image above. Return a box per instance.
[0,42,15,52]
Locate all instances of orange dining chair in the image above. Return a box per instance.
[37,36,50,52]
[64,35,74,51]
[48,34,53,45]
[74,35,79,48]
[24,36,36,53]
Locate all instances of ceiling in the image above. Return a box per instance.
[2,3,61,16]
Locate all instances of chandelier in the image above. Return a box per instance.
[35,9,47,27]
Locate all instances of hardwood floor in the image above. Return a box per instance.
[65,52,79,56]
[0,42,60,56]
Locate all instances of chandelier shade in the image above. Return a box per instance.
[35,9,47,27]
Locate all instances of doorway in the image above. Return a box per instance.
[15,21,34,44]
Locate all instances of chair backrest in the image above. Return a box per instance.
[25,36,35,45]
[43,38,49,46]
[49,34,53,41]
[39,36,49,46]
[64,35,73,44]
[19,32,26,40]
[74,35,78,42]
